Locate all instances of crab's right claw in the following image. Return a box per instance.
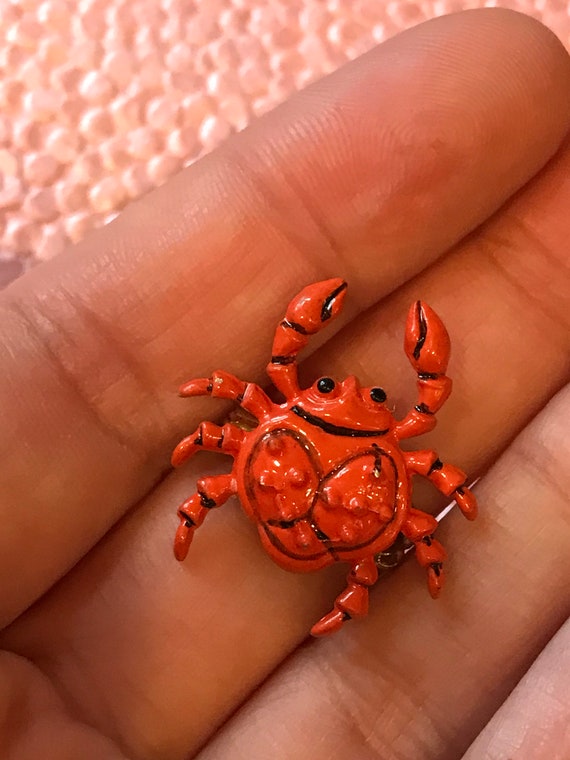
[404,301,451,376]
[174,518,194,561]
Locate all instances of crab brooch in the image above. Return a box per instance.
[171,279,477,636]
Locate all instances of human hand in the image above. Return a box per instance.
[0,9,569,759]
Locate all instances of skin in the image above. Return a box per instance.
[0,8,568,760]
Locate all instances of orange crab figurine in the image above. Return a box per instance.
[171,279,477,636]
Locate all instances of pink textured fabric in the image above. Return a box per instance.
[0,0,568,287]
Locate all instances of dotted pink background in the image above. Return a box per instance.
[1,0,569,288]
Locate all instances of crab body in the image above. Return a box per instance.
[237,403,408,573]
[171,279,477,636]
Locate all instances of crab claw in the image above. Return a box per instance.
[285,278,348,334]
[404,301,450,376]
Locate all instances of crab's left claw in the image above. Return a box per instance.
[267,278,348,400]
[285,278,348,332]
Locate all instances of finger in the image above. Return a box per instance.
[1,7,569,628]
[302,122,570,486]
[4,122,570,760]
[462,618,570,760]
[0,652,128,760]
[195,386,570,760]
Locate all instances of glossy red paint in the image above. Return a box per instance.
[171,279,477,637]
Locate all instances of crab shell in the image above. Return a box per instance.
[236,383,408,572]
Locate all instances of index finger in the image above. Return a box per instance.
[1,7,569,627]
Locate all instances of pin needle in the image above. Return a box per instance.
[375,478,481,569]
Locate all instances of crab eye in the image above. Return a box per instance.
[370,387,387,403]
[317,377,336,394]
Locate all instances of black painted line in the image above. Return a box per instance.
[413,301,427,361]
[291,405,389,438]
[271,355,296,365]
[281,319,309,335]
[321,281,347,322]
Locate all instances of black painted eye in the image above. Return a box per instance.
[370,387,387,403]
[317,377,336,394]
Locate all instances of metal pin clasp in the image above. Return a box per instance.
[374,479,480,572]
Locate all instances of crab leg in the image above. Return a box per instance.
[171,421,245,467]
[178,370,273,419]
[400,507,448,598]
[395,301,453,440]
[267,278,348,399]
[174,474,236,561]
[311,556,379,637]
[404,450,478,520]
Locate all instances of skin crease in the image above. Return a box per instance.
[0,8,568,760]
